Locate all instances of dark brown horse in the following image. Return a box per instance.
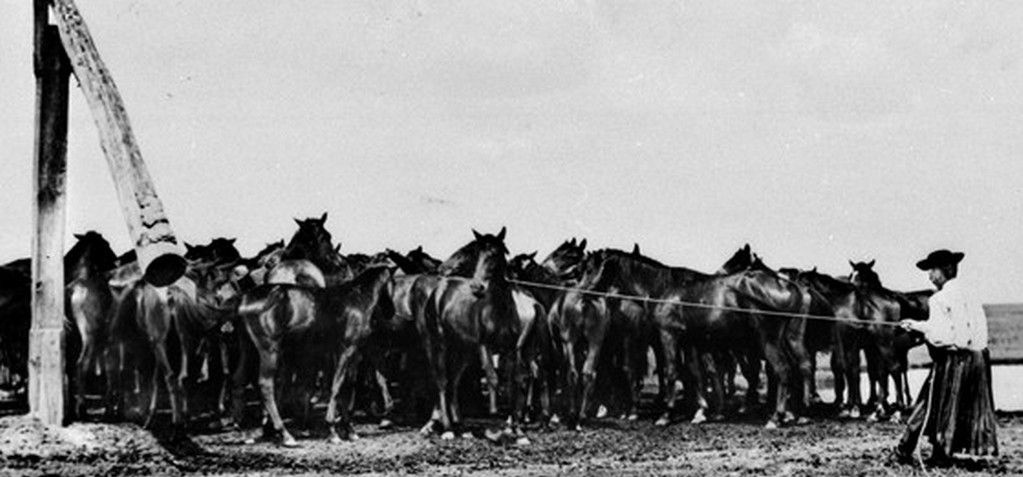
[420,241,533,440]
[109,252,241,432]
[65,232,118,420]
[267,213,353,288]
[238,266,394,446]
[778,267,861,414]
[847,260,930,421]
[576,246,753,425]
[0,260,31,398]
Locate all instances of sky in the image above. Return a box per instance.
[1,1,1021,302]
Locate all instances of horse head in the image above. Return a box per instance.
[469,245,508,297]
[438,227,509,277]
[66,231,117,279]
[719,243,753,274]
[577,250,614,291]
[206,238,242,264]
[508,251,541,280]
[848,259,881,289]
[406,246,441,273]
[539,237,587,278]
[284,213,337,262]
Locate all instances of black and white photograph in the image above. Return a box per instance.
[1,1,1022,475]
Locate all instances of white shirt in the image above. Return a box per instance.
[916,278,989,351]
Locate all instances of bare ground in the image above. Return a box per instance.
[2,412,1020,476]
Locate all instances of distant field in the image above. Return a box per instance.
[906,303,1023,367]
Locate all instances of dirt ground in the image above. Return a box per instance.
[2,410,1020,476]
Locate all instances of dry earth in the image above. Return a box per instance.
[2,412,1020,476]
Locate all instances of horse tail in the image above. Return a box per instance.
[237,285,281,318]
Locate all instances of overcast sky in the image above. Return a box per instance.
[1,1,1021,302]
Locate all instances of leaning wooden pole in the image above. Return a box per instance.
[29,0,71,426]
[49,0,186,286]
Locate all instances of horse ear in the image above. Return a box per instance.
[472,229,483,240]
[848,260,855,268]
[632,243,641,255]
[320,212,328,223]
[744,243,751,252]
[867,259,875,268]
[74,233,85,240]
[529,251,537,260]
[334,244,341,253]
[227,238,237,245]
[497,227,506,241]
[185,242,195,252]
[579,239,587,250]
[294,218,302,226]
[415,245,423,252]
[569,238,576,245]
[812,266,818,272]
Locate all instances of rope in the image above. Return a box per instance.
[502,277,907,328]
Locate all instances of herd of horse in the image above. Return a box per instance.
[0,214,934,446]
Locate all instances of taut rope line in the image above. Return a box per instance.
[499,277,907,328]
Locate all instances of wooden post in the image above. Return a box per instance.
[29,1,71,426]
[50,0,186,286]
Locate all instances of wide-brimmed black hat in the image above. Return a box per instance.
[915,249,965,270]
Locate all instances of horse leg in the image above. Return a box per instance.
[735,351,754,414]
[831,337,846,412]
[102,343,123,421]
[655,329,679,427]
[256,345,296,447]
[760,327,790,429]
[784,319,813,424]
[152,341,185,436]
[620,334,640,421]
[448,350,471,438]
[842,341,863,419]
[579,332,606,427]
[562,339,580,429]
[682,344,710,424]
[479,345,500,415]
[326,344,361,443]
[75,337,96,420]
[700,349,725,421]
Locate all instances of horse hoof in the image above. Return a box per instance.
[690,410,707,425]
[441,431,455,440]
[654,417,670,427]
[837,409,851,419]
[549,414,561,425]
[737,406,748,415]
[866,412,878,423]
[379,419,394,430]
[573,424,582,432]
[796,416,810,426]
[890,411,903,423]
[710,414,725,422]
[461,432,474,440]
[515,436,531,446]
[764,420,779,430]
[596,405,608,419]
[329,435,343,445]
[419,422,435,436]
[282,437,300,448]
[627,413,639,422]
[484,428,503,442]
[349,432,360,441]
[849,408,861,419]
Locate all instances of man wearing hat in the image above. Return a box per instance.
[893,249,998,466]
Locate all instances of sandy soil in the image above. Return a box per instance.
[2,411,1020,476]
